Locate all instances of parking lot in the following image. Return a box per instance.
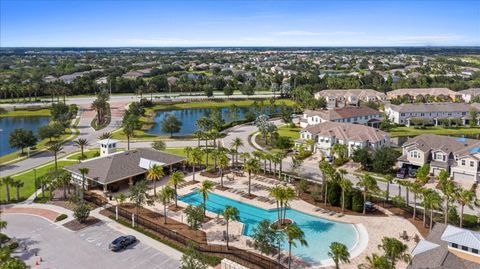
[3,214,181,269]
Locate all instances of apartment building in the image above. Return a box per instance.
[314,89,386,109]
[299,106,383,128]
[387,88,462,102]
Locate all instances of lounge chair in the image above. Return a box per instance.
[328,211,336,216]
[314,207,322,212]
[336,213,344,218]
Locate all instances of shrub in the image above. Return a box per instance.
[344,191,353,210]
[275,136,293,150]
[73,203,91,223]
[8,241,19,250]
[299,179,309,194]
[351,190,364,213]
[311,184,322,202]
[447,206,460,225]
[462,214,478,229]
[0,233,10,244]
[327,182,341,206]
[55,214,68,222]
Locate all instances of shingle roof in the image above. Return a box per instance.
[459,88,480,95]
[403,134,480,155]
[315,89,385,98]
[304,107,382,121]
[387,88,459,98]
[386,102,475,113]
[301,121,388,143]
[64,148,186,184]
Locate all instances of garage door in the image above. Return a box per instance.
[452,172,475,181]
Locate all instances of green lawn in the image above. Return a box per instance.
[277,125,300,140]
[0,160,76,203]
[0,109,51,118]
[111,129,165,141]
[389,126,480,137]
[163,148,215,165]
[66,149,101,161]
[146,99,295,113]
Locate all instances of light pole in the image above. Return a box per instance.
[34,168,37,199]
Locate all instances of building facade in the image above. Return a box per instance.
[314,89,386,109]
[300,106,383,128]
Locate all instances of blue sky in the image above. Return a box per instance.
[1,0,479,47]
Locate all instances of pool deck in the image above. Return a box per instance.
[129,172,421,269]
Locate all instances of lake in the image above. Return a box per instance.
[0,116,51,157]
[146,106,281,136]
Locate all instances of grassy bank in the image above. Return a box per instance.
[389,126,480,137]
[0,160,76,203]
[0,108,51,118]
[277,125,300,140]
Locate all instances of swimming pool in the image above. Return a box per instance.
[179,191,359,264]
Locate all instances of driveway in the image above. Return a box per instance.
[3,214,181,269]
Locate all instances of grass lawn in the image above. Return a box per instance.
[110,129,165,141]
[147,99,295,113]
[162,148,215,165]
[277,125,300,140]
[0,109,51,118]
[389,126,480,137]
[66,149,101,161]
[0,160,76,203]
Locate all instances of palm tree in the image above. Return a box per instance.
[74,138,89,159]
[78,167,89,199]
[284,224,308,269]
[123,126,134,150]
[282,187,296,222]
[410,182,424,220]
[156,186,175,224]
[357,173,378,214]
[423,189,442,231]
[456,188,476,228]
[328,242,350,269]
[243,158,260,196]
[339,177,353,213]
[377,237,411,268]
[384,174,394,203]
[221,206,240,249]
[230,138,243,166]
[193,130,204,147]
[269,185,284,229]
[146,164,164,196]
[1,177,13,202]
[358,253,391,269]
[198,180,214,216]
[438,170,455,224]
[99,132,112,139]
[168,171,185,207]
[218,153,229,188]
[128,180,149,225]
[239,152,250,167]
[57,171,71,199]
[184,146,193,160]
[48,143,63,171]
[188,148,204,182]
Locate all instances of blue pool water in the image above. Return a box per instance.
[0,116,51,156]
[179,191,358,264]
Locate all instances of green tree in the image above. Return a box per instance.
[73,203,91,224]
[78,167,89,199]
[328,242,350,269]
[146,164,164,196]
[8,128,37,154]
[123,114,141,150]
[152,140,166,151]
[377,237,411,268]
[410,182,424,220]
[161,114,182,137]
[455,188,476,228]
[218,152,229,188]
[372,147,400,173]
[180,241,207,269]
[198,180,214,216]
[128,180,150,224]
[423,189,442,231]
[38,123,64,142]
[438,170,455,224]
[168,171,185,207]
[251,220,277,255]
[48,143,63,171]
[188,148,204,182]
[358,253,392,269]
[243,158,260,196]
[469,108,477,127]
[230,137,243,166]
[221,206,240,249]
[1,177,13,202]
[284,224,308,269]
[357,173,378,214]
[339,176,353,213]
[184,204,204,229]
[156,185,175,224]
[74,138,89,159]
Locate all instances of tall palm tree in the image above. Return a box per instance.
[424,189,442,232]
[282,187,296,222]
[438,170,456,225]
[57,171,71,199]
[357,173,378,215]
[198,180,214,216]
[269,185,284,229]
[328,242,350,269]
[146,164,164,196]
[156,186,175,224]
[230,138,243,166]
[12,180,24,201]
[284,224,308,269]
[123,126,134,150]
[48,143,63,171]
[243,158,260,196]
[410,182,424,220]
[239,152,250,167]
[128,180,149,224]
[218,153,229,188]
[456,188,476,228]
[339,177,353,213]
[320,161,335,206]
[74,138,89,158]
[221,206,240,249]
[193,130,204,147]
[78,167,89,199]
[384,174,394,203]
[184,146,193,160]
[188,148,204,182]
[168,171,185,207]
[377,237,411,268]
[358,253,392,269]
[99,132,112,139]
[1,177,13,202]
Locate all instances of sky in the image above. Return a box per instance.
[1,0,479,47]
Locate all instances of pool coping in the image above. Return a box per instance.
[179,188,370,267]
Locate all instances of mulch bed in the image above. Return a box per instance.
[215,186,230,191]
[46,189,99,210]
[63,217,101,231]
[168,204,184,212]
[381,203,430,237]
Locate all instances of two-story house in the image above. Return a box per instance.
[387,88,462,102]
[314,89,386,109]
[299,107,383,128]
[398,134,480,182]
[297,122,390,157]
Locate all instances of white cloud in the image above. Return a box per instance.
[270,30,364,36]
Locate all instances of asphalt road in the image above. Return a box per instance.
[3,214,181,269]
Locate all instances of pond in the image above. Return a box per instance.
[146,106,281,136]
[0,116,51,157]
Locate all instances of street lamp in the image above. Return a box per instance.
[34,168,37,199]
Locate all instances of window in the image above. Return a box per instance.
[462,160,466,166]
[452,243,458,248]
[462,245,469,251]
[472,248,479,254]
[470,161,475,167]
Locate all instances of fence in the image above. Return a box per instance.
[84,193,284,269]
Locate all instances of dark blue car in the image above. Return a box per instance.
[109,235,137,251]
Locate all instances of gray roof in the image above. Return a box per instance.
[301,121,389,143]
[64,148,186,184]
[304,107,382,121]
[459,88,480,96]
[409,224,480,269]
[402,134,480,154]
[387,88,459,98]
[386,102,475,113]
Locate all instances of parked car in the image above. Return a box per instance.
[109,235,137,251]
[396,168,407,178]
[408,168,417,178]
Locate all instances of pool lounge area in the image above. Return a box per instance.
[179,190,367,266]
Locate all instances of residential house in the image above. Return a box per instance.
[459,88,480,103]
[314,89,386,109]
[385,103,480,126]
[299,107,383,128]
[387,88,462,102]
[398,134,480,181]
[122,68,152,79]
[297,122,390,157]
[409,224,480,268]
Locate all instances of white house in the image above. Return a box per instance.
[314,89,386,109]
[300,106,383,128]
